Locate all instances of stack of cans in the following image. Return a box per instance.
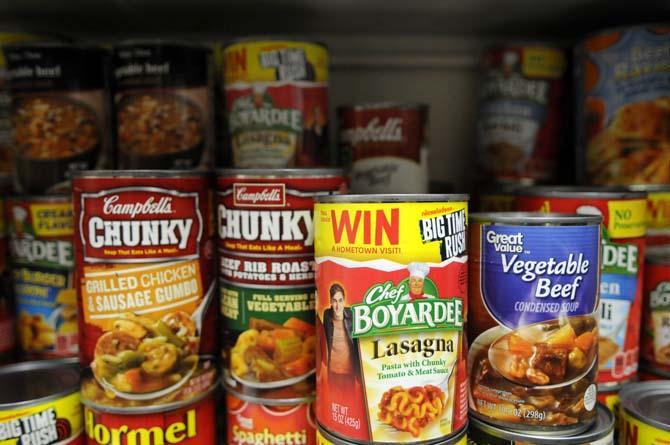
[217,168,345,443]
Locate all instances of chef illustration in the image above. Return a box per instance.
[405,262,435,300]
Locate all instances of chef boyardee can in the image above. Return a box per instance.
[314,194,469,444]
[641,246,670,375]
[469,212,602,433]
[72,171,218,411]
[630,184,670,247]
[517,187,647,389]
[3,42,110,194]
[223,38,330,168]
[468,404,614,445]
[112,41,214,170]
[620,381,670,444]
[8,195,78,358]
[317,424,468,445]
[0,359,83,444]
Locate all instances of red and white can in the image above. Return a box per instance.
[641,246,670,375]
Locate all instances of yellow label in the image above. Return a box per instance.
[522,47,566,79]
[608,199,647,238]
[223,40,328,84]
[479,195,515,213]
[315,202,468,263]
[621,409,670,445]
[648,191,670,230]
[28,202,74,237]
[0,392,82,444]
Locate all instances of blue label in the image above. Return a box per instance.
[481,224,600,329]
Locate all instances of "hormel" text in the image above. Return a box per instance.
[85,408,196,445]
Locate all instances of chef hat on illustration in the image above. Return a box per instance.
[408,262,430,279]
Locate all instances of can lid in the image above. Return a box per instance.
[647,245,670,264]
[216,168,344,178]
[517,185,646,199]
[0,360,80,409]
[113,39,212,52]
[317,422,468,444]
[620,382,670,432]
[222,373,315,405]
[70,169,210,179]
[2,40,107,52]
[337,102,428,111]
[629,184,670,193]
[316,193,469,203]
[469,404,612,444]
[8,194,72,203]
[222,36,328,50]
[470,211,603,225]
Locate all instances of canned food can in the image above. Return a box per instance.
[468,404,614,445]
[337,102,429,194]
[475,182,522,212]
[314,194,469,443]
[8,194,78,358]
[83,371,218,445]
[469,212,602,433]
[638,364,669,381]
[3,42,111,194]
[476,44,567,184]
[112,40,214,170]
[620,381,670,444]
[0,173,14,361]
[597,390,621,418]
[72,170,218,409]
[630,185,670,246]
[516,187,647,388]
[225,383,316,445]
[317,424,468,445]
[575,25,670,185]
[0,359,83,444]
[641,246,670,374]
[222,38,330,168]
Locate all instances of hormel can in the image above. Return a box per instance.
[641,246,670,375]
[314,194,469,444]
[469,212,602,433]
[338,103,429,194]
[630,185,670,246]
[517,187,647,388]
[72,171,218,410]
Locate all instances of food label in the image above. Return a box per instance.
[226,394,315,445]
[315,201,468,443]
[0,391,83,445]
[223,41,329,167]
[621,408,670,445]
[219,251,315,287]
[641,259,670,372]
[647,190,670,246]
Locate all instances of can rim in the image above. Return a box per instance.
[646,245,670,264]
[336,102,428,111]
[516,185,646,199]
[223,381,314,406]
[484,42,566,52]
[316,193,469,203]
[8,194,72,203]
[70,169,210,179]
[0,359,80,409]
[620,382,670,432]
[222,36,328,50]
[2,40,106,52]
[317,422,468,444]
[470,211,603,225]
[216,168,344,178]
[113,39,212,52]
[220,277,316,291]
[629,184,670,193]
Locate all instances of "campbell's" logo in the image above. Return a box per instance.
[233,184,285,207]
[341,117,404,145]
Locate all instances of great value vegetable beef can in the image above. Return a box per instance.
[0,359,83,444]
[223,39,330,168]
[314,194,469,444]
[112,41,214,170]
[575,25,670,185]
[641,246,670,375]
[516,187,647,388]
[630,185,670,246]
[619,382,670,445]
[8,195,78,358]
[476,44,567,184]
[72,170,218,410]
[469,212,602,433]
[317,424,468,445]
[3,42,111,194]
[337,103,429,194]
[0,174,14,361]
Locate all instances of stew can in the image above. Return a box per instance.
[8,194,78,358]
[469,212,602,433]
[630,184,670,246]
[476,44,567,184]
[82,369,218,445]
[575,25,670,185]
[222,38,329,168]
[3,42,111,194]
[225,383,316,445]
[620,381,670,444]
[641,246,670,375]
[317,424,468,445]
[314,194,469,443]
[468,404,614,445]
[0,173,14,361]
[0,359,83,444]
[516,187,647,388]
[337,103,429,194]
[112,40,214,170]
[72,170,218,410]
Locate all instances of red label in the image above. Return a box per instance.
[641,259,670,373]
[219,251,315,287]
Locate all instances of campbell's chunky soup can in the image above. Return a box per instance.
[630,184,670,246]
[517,187,647,388]
[469,212,602,433]
[8,195,78,358]
[223,39,330,168]
[0,359,83,444]
[314,194,469,443]
[641,246,670,375]
[619,382,670,445]
[476,44,567,184]
[0,174,14,361]
[575,25,670,185]
[3,42,111,194]
[112,41,214,170]
[338,103,429,194]
[72,171,218,410]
